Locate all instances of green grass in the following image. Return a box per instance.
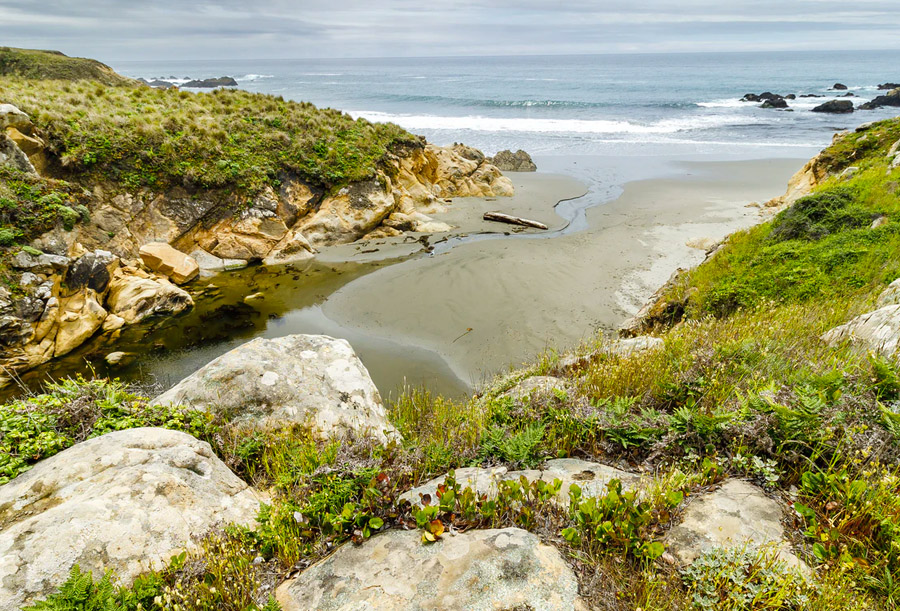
[0,47,135,86]
[0,74,419,196]
[0,166,90,243]
[15,118,900,609]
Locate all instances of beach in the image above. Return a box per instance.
[323,156,805,388]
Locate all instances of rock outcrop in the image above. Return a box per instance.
[821,304,900,358]
[0,428,261,611]
[0,251,193,387]
[489,149,537,172]
[400,458,641,507]
[0,135,513,387]
[153,334,398,443]
[275,528,585,611]
[665,479,806,570]
[39,143,513,263]
[860,88,900,110]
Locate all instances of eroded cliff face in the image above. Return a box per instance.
[0,104,514,388]
[30,142,513,266]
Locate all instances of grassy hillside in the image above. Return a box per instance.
[8,121,900,608]
[0,47,134,86]
[0,50,419,197]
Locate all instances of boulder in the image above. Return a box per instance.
[64,250,119,293]
[831,83,848,90]
[0,428,260,611]
[275,528,584,611]
[822,304,900,357]
[54,290,107,357]
[0,103,32,133]
[665,479,806,570]
[502,375,570,401]
[183,76,238,88]
[489,149,538,172]
[105,266,193,325]
[878,83,900,90]
[152,334,398,443]
[811,99,854,114]
[0,132,36,174]
[400,458,641,507]
[139,242,199,284]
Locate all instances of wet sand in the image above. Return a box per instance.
[323,157,805,388]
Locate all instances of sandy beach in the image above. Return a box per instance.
[323,157,806,388]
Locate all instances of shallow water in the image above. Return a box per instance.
[10,257,470,403]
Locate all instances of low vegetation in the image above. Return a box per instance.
[1,73,419,196]
[6,120,900,608]
[0,47,134,86]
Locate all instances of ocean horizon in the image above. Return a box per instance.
[116,49,900,160]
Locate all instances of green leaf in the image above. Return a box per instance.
[666,490,684,507]
[369,517,384,530]
[643,541,666,559]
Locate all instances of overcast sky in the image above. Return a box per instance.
[1,1,899,61]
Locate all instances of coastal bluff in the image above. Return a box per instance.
[0,49,514,386]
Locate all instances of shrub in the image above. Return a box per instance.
[769,188,870,242]
[682,547,813,609]
[0,378,215,483]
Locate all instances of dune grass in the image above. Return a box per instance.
[0,75,419,196]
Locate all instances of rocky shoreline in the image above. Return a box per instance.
[0,100,514,387]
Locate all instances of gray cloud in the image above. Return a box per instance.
[0,0,898,60]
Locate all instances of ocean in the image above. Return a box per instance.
[115,50,900,159]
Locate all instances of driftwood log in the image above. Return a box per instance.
[483,212,548,230]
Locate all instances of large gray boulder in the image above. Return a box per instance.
[821,304,900,357]
[401,458,641,507]
[275,528,585,610]
[0,132,36,174]
[153,334,398,443]
[0,428,260,611]
[665,479,805,570]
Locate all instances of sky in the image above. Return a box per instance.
[1,0,899,61]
